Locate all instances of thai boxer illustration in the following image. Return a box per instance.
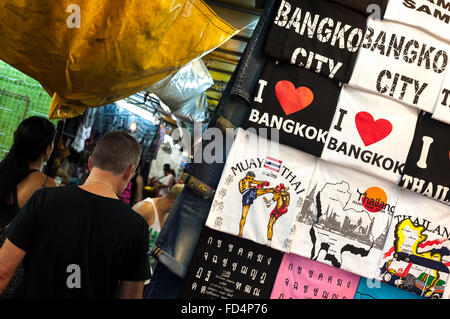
[238,171,271,237]
[264,184,290,245]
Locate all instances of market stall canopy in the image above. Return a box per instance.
[142,0,263,123]
[0,0,238,119]
[124,1,262,126]
[144,59,213,123]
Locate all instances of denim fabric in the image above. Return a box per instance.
[211,0,277,129]
[229,0,278,104]
[144,139,227,299]
[144,0,277,299]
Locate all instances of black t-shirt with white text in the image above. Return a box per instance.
[399,112,450,206]
[242,60,341,157]
[327,0,388,16]
[7,186,150,298]
[265,0,367,83]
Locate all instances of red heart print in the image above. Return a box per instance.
[355,112,393,147]
[275,81,314,116]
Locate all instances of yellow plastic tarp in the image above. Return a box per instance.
[0,0,237,119]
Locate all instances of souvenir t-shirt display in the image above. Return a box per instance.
[289,159,400,279]
[205,129,317,253]
[349,18,449,113]
[399,112,450,206]
[384,0,450,42]
[180,226,283,299]
[242,60,340,158]
[377,190,450,299]
[264,0,367,82]
[270,253,360,299]
[327,0,388,17]
[354,278,425,299]
[322,85,419,184]
[432,70,450,125]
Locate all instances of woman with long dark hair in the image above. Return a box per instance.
[0,116,57,230]
[0,116,56,298]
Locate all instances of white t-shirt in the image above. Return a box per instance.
[384,0,450,42]
[205,128,317,253]
[158,174,174,196]
[290,159,400,279]
[322,85,419,184]
[349,18,449,112]
[378,189,450,300]
[432,67,450,125]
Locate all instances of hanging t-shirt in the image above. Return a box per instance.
[270,253,360,299]
[377,189,450,299]
[179,226,283,299]
[384,0,450,42]
[327,0,388,17]
[349,18,449,112]
[264,0,367,82]
[241,60,340,158]
[399,112,450,206]
[205,129,317,253]
[432,69,450,125]
[289,159,400,279]
[354,278,424,299]
[322,85,419,184]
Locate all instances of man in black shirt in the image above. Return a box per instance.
[0,131,150,298]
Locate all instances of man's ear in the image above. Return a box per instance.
[88,156,93,170]
[123,164,136,180]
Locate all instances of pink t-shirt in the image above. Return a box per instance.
[270,253,360,299]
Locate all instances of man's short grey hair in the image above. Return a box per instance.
[91,131,142,175]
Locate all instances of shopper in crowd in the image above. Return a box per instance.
[0,116,57,231]
[132,184,184,279]
[0,116,56,298]
[169,168,177,182]
[0,131,150,298]
[119,159,144,207]
[130,159,145,205]
[151,163,175,196]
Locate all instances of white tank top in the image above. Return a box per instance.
[144,198,161,232]
[143,198,161,285]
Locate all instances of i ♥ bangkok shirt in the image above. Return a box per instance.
[349,18,449,113]
[378,189,450,300]
[205,128,317,253]
[321,85,419,184]
[289,159,400,279]
[264,0,367,82]
[242,60,340,158]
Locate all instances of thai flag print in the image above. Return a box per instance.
[264,156,282,173]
